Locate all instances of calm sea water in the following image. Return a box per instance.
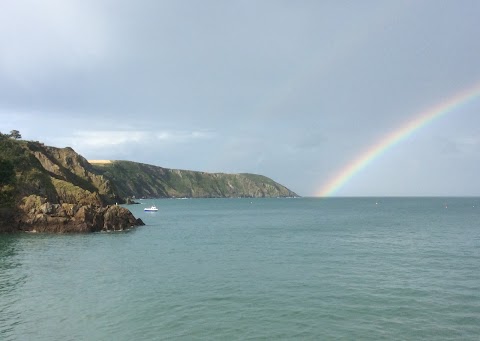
[1,197,479,340]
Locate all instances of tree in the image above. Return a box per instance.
[9,130,21,139]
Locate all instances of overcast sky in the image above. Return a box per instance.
[1,0,480,196]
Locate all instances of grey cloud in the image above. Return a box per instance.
[1,1,480,196]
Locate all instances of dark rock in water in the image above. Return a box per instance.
[103,205,144,231]
[125,197,140,205]
[0,207,16,233]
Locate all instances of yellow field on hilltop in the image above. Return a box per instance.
[88,160,112,164]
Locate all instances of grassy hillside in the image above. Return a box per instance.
[91,160,298,198]
[0,136,57,204]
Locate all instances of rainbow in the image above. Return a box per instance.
[316,83,480,197]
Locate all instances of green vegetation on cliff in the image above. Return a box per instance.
[0,135,57,229]
[91,160,298,199]
[0,136,131,232]
[0,137,116,207]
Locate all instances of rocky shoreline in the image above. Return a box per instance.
[0,135,145,233]
[15,195,144,233]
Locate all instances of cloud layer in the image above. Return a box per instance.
[1,1,480,196]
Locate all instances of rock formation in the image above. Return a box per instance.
[16,195,143,233]
[0,136,143,233]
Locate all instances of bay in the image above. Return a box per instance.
[1,197,479,340]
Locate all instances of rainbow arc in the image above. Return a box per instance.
[317,83,480,197]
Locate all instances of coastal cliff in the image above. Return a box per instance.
[90,160,298,199]
[0,136,143,233]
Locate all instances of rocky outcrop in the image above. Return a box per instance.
[17,195,144,233]
[103,205,144,231]
[0,136,144,233]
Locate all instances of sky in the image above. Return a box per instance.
[1,0,480,197]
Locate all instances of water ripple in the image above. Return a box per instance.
[1,198,480,340]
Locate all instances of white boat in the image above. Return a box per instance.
[144,205,158,212]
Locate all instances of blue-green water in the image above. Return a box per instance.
[1,197,479,340]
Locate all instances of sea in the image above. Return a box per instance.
[1,197,479,340]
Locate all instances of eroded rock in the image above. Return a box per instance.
[16,195,144,233]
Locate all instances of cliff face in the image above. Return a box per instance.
[25,142,119,205]
[0,137,143,233]
[91,160,298,199]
